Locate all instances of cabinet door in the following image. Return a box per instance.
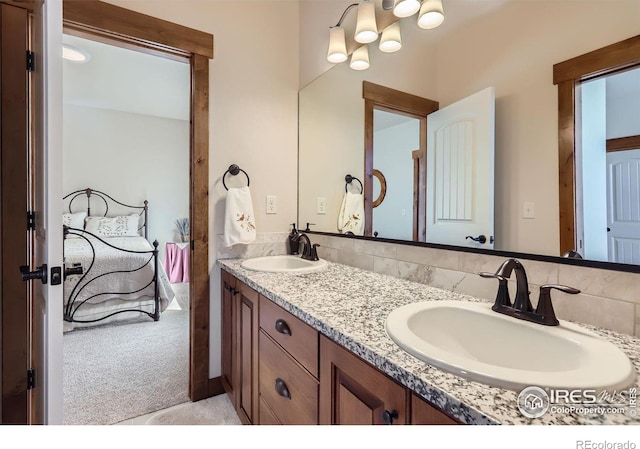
[319,335,407,425]
[411,393,459,425]
[221,271,237,407]
[236,280,260,425]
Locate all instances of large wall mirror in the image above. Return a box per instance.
[298,0,640,271]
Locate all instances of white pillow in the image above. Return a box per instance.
[85,214,140,237]
[63,212,87,238]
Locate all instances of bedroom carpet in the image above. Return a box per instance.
[145,394,241,425]
[63,308,189,425]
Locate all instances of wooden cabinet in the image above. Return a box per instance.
[258,296,319,424]
[319,335,407,425]
[221,270,461,426]
[220,271,259,425]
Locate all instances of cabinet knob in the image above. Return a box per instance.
[382,409,398,425]
[275,319,291,336]
[275,378,291,399]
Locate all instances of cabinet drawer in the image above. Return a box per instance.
[259,396,281,425]
[259,330,319,425]
[259,296,318,377]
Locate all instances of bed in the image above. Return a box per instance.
[63,188,175,331]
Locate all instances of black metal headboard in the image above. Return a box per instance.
[63,188,149,239]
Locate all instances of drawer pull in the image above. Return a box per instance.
[275,378,291,400]
[275,319,291,336]
[382,409,398,425]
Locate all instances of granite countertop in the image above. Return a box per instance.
[218,258,640,425]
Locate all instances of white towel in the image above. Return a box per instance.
[223,186,257,247]
[337,191,365,236]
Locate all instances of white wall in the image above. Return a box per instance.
[62,104,190,259]
[104,0,300,378]
[607,69,640,139]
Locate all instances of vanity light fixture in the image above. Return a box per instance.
[62,44,90,63]
[350,45,370,70]
[326,0,445,70]
[379,21,402,53]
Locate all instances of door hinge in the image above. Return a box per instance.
[27,211,36,230]
[27,369,36,390]
[26,50,35,72]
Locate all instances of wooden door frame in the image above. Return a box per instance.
[362,81,438,241]
[62,0,214,401]
[553,34,640,255]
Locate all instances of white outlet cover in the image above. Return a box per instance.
[266,195,277,214]
[317,197,327,214]
[523,201,535,219]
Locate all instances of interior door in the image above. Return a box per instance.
[426,87,495,248]
[606,149,640,264]
[0,0,53,424]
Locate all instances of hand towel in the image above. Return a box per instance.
[337,191,365,236]
[223,186,257,247]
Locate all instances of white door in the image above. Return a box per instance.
[607,149,640,264]
[426,87,495,248]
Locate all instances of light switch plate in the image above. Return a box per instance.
[523,201,535,219]
[317,197,327,214]
[266,195,277,214]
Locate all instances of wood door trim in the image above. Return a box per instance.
[606,135,640,153]
[62,1,213,402]
[63,0,213,59]
[1,2,30,423]
[554,34,640,255]
[363,82,437,239]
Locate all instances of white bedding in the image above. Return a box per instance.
[63,236,175,330]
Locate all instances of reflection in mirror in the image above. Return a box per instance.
[299,0,640,270]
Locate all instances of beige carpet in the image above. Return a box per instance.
[145,394,241,425]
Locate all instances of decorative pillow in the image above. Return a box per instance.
[85,214,139,238]
[63,212,87,238]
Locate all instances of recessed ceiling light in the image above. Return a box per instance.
[63,44,90,63]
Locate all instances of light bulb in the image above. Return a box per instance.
[393,0,420,18]
[350,46,370,71]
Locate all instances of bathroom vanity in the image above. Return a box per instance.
[219,259,640,425]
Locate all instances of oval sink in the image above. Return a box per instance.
[241,255,328,274]
[386,300,636,392]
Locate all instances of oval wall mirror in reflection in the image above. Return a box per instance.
[298,0,640,270]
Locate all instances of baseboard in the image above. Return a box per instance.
[208,377,225,397]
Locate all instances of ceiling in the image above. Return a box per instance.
[63,34,190,121]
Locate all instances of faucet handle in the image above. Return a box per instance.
[535,284,581,326]
[479,272,511,308]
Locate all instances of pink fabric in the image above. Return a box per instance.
[164,242,190,283]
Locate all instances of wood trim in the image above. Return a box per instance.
[558,80,576,255]
[62,0,213,59]
[363,81,439,116]
[1,2,30,423]
[62,1,213,404]
[208,377,225,397]
[371,169,386,208]
[555,35,640,256]
[553,34,640,85]
[606,135,640,153]
[0,1,42,12]
[363,82,437,239]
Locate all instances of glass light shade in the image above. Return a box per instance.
[418,0,445,29]
[327,27,348,63]
[379,21,402,53]
[355,1,378,44]
[350,45,370,71]
[393,0,420,18]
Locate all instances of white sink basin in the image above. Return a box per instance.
[240,255,328,274]
[386,300,636,392]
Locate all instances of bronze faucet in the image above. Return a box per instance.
[294,233,320,261]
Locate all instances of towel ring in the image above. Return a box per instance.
[223,164,250,191]
[344,174,363,193]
